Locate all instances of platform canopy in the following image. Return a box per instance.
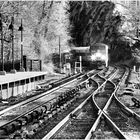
[71,46,90,53]
[90,43,110,51]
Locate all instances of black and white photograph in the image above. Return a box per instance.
[0,0,140,139]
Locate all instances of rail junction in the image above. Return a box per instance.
[0,66,140,139]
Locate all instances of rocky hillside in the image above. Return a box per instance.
[0,1,140,69]
[68,1,139,62]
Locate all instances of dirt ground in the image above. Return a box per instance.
[117,69,140,115]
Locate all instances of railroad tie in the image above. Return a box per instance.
[69,113,77,119]
[17,116,27,126]
[131,97,140,108]
[0,128,7,136]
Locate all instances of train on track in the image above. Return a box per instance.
[51,43,109,71]
[71,43,108,70]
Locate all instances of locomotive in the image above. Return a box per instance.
[71,43,108,70]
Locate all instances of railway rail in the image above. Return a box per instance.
[0,68,114,139]
[94,81,115,110]
[2,66,133,139]
[85,66,127,140]
[40,67,119,140]
[0,73,83,109]
[50,97,99,139]
[41,66,137,140]
[32,88,98,139]
[86,66,140,140]
[111,66,140,139]
[107,97,140,139]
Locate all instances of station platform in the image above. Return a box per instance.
[0,72,47,84]
[0,71,48,99]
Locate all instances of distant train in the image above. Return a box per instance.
[71,43,108,70]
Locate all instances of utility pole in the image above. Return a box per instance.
[18,19,25,71]
[0,13,6,75]
[9,16,16,73]
[59,36,61,73]
[136,18,139,38]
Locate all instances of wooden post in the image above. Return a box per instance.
[0,14,6,75]
[59,36,61,73]
[23,55,27,71]
[40,60,42,71]
[30,60,32,71]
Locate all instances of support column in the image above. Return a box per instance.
[10,16,16,74]
[40,60,42,71]
[0,85,2,100]
[2,84,8,99]
[28,78,32,91]
[9,82,14,97]
[13,81,18,96]
[134,65,136,72]
[105,45,108,67]
[0,14,6,75]
[30,60,32,71]
[23,55,27,71]
[19,80,23,95]
[17,81,20,95]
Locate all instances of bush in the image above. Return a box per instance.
[0,60,20,72]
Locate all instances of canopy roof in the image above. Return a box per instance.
[71,46,90,53]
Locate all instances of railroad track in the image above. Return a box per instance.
[0,73,85,115]
[87,66,140,140]
[99,66,116,79]
[50,97,98,139]
[0,68,113,139]
[0,73,83,108]
[94,81,115,110]
[85,66,127,140]
[41,66,134,140]
[89,113,121,139]
[46,66,140,140]
[40,67,119,140]
[110,66,140,139]
[106,97,140,139]
[92,74,105,86]
[93,67,124,111]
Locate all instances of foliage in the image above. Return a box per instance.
[68,1,133,62]
[0,60,20,72]
[0,1,70,72]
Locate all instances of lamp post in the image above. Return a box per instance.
[9,16,16,73]
[59,36,62,73]
[0,13,6,75]
[136,18,139,38]
[18,19,25,71]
